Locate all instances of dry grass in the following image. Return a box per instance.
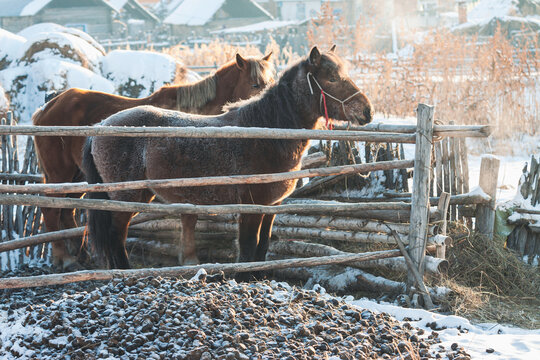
[162,39,298,68]
[438,224,540,328]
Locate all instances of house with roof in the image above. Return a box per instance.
[163,0,273,36]
[0,0,158,39]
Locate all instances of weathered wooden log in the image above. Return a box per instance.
[435,142,443,196]
[126,238,236,263]
[273,214,429,235]
[317,191,489,205]
[269,240,448,275]
[267,253,407,295]
[408,104,434,287]
[130,216,426,236]
[0,173,43,182]
[392,230,435,309]
[0,249,404,289]
[301,151,327,169]
[0,213,164,253]
[515,208,540,215]
[435,192,451,259]
[0,159,414,194]
[283,199,442,222]
[131,220,450,246]
[333,122,492,138]
[476,155,500,239]
[0,125,417,143]
[0,194,413,216]
[459,138,470,194]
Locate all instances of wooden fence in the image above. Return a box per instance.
[506,155,540,263]
[0,105,495,307]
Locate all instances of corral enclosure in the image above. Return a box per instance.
[1,1,540,359]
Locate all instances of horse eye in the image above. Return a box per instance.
[329,76,338,82]
[252,84,260,88]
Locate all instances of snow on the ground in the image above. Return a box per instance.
[347,296,540,360]
[101,50,183,97]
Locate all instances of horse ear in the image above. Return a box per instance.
[262,51,272,61]
[329,44,336,53]
[308,46,321,66]
[236,53,248,70]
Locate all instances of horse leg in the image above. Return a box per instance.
[40,166,80,269]
[251,213,277,280]
[179,214,199,265]
[256,213,277,262]
[42,207,76,269]
[60,191,90,267]
[108,211,135,269]
[236,214,264,281]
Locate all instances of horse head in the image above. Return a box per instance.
[304,46,373,125]
[221,52,275,103]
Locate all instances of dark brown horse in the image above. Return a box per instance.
[81,46,373,272]
[32,53,274,269]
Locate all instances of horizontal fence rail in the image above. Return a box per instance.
[333,122,492,138]
[0,194,412,215]
[0,125,417,143]
[0,124,492,142]
[0,159,414,194]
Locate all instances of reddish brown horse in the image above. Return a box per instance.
[32,53,274,269]
[82,46,373,275]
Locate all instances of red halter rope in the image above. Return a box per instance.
[307,72,362,130]
[320,89,332,130]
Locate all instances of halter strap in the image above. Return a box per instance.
[307,72,363,127]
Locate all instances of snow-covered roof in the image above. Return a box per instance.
[211,20,299,34]
[105,0,160,22]
[0,0,117,17]
[468,0,517,22]
[164,0,226,25]
[164,0,272,26]
[107,0,129,11]
[0,0,51,17]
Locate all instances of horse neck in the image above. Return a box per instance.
[146,73,219,113]
[236,77,320,169]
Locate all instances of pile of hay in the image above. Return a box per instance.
[442,225,540,328]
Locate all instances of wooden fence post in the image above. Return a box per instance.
[476,155,500,239]
[407,104,434,288]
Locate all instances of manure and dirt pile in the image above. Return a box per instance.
[0,267,470,360]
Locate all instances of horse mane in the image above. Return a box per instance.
[171,56,274,112]
[227,59,308,154]
[175,75,217,112]
[249,57,275,85]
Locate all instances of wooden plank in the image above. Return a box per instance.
[475,155,501,239]
[459,139,470,193]
[435,141,443,196]
[407,103,434,286]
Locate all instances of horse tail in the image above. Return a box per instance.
[81,137,119,268]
